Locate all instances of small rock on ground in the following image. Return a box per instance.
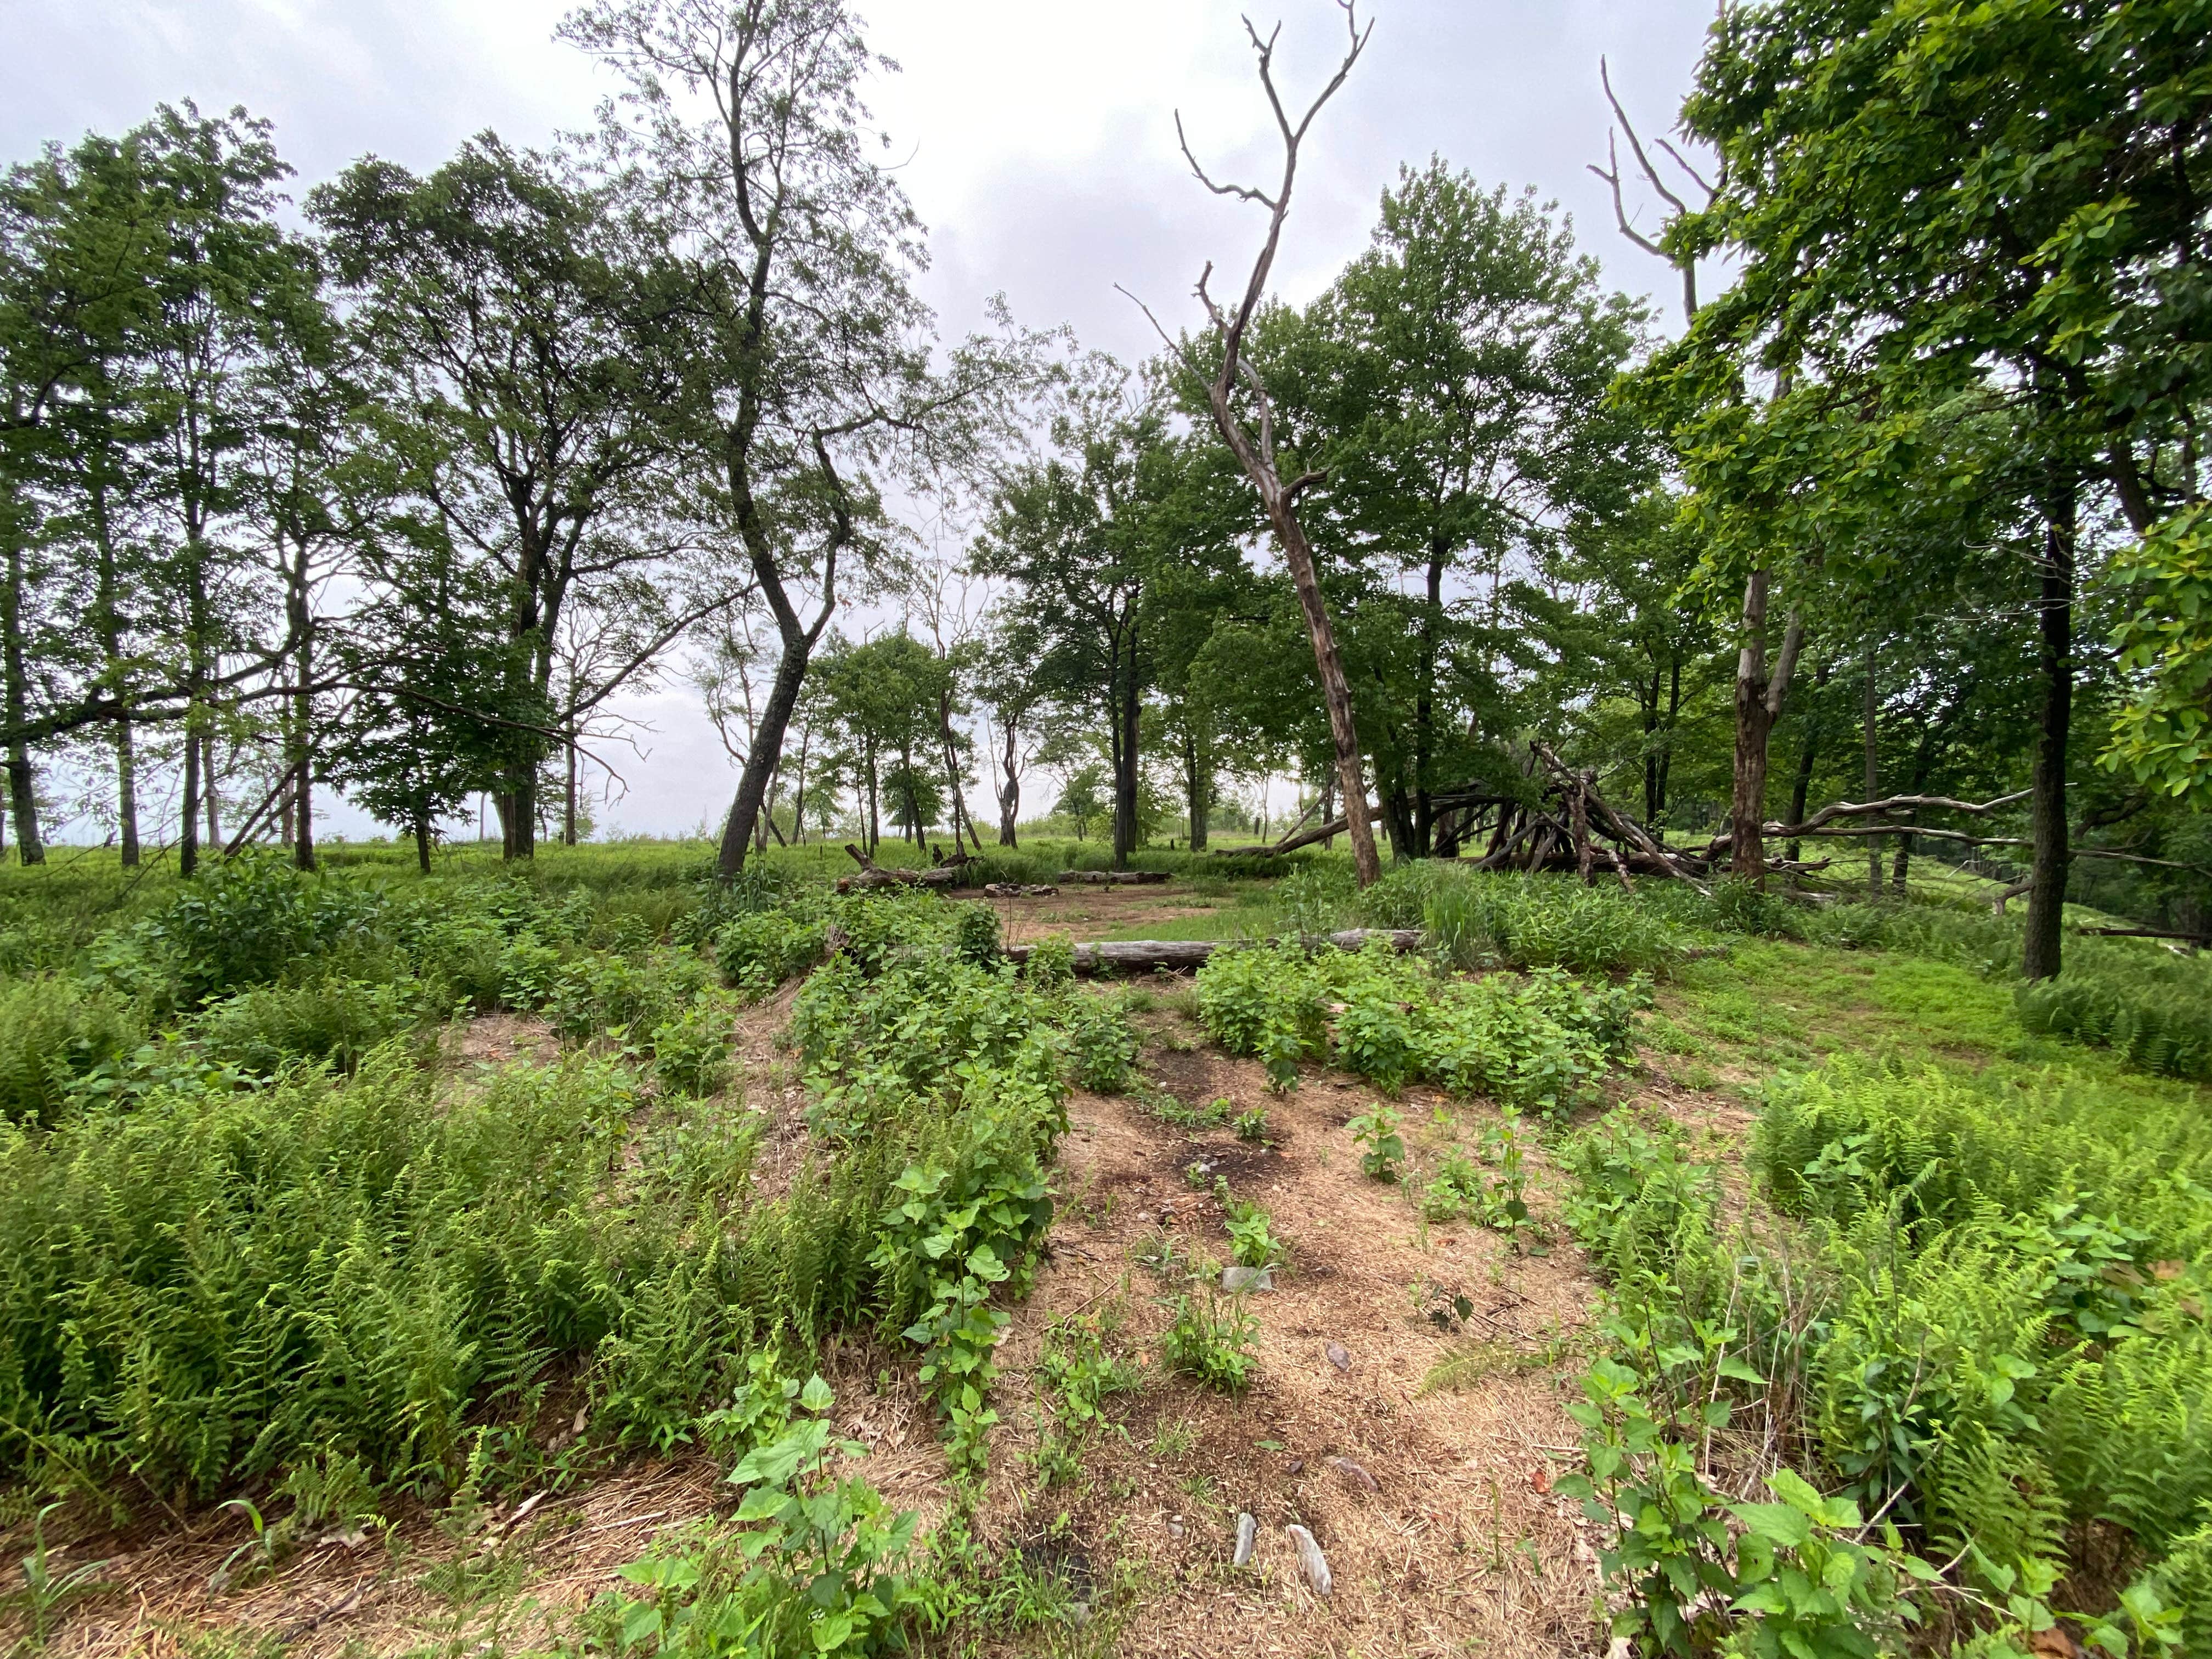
[1233,1512,1257,1567]
[1327,1455,1378,1495]
[1287,1524,1332,1598]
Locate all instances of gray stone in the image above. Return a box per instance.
[1233,1511,1257,1567]
[1287,1524,1332,1598]
[1221,1265,1275,1293]
[1327,1455,1379,1495]
[1325,1341,1351,1372]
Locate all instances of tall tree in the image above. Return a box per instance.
[313,134,692,862]
[562,0,1032,878]
[973,373,1176,869]
[1275,162,1650,855]
[1654,0,2211,971]
[1163,1,1385,886]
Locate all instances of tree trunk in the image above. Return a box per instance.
[715,632,812,877]
[292,616,315,871]
[1864,649,1882,898]
[203,733,222,848]
[563,731,579,847]
[998,718,1020,847]
[1728,568,1803,884]
[865,748,879,857]
[1413,549,1443,857]
[1,533,43,867]
[789,725,811,847]
[414,818,432,874]
[1111,664,1141,870]
[91,475,137,867]
[1184,727,1209,850]
[936,689,979,855]
[2022,484,2075,981]
[180,715,201,879]
[116,722,139,867]
[1270,500,1381,886]
[1786,663,1830,865]
[1643,665,1664,826]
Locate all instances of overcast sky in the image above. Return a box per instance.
[8,0,1719,842]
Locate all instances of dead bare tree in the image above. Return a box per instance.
[1134,2,1384,888]
[1590,55,1810,884]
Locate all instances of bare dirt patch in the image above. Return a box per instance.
[444,1010,557,1070]
[953,882,1254,948]
[970,1051,1609,1659]
[16,1335,951,1659]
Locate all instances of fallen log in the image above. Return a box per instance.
[983,883,1059,897]
[1003,927,1422,975]
[1209,788,1508,860]
[2075,924,2208,945]
[837,843,962,892]
[1058,869,1171,885]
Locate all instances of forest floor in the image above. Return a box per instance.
[18,873,2192,1659]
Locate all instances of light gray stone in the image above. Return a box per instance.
[1287,1524,1332,1598]
[1233,1511,1257,1567]
[1221,1265,1275,1293]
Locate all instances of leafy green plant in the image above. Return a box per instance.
[713,910,828,999]
[589,1379,921,1657]
[1160,1291,1258,1393]
[1218,1186,1281,1268]
[1347,1104,1405,1181]
[1420,1151,1487,1222]
[5,1502,109,1650]
[1065,996,1142,1092]
[1021,935,1075,989]
[0,977,142,1125]
[1233,1103,1268,1141]
[1561,1359,1931,1658]
[1036,1309,1139,1443]
[650,991,738,1098]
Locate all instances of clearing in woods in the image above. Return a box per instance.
[4,856,2205,1659]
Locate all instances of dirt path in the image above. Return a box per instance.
[967,1008,1608,1658]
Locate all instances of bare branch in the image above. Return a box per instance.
[1600,58,1692,217]
[1175,111,1277,207]
[1587,138,1668,263]
[1655,138,1718,199]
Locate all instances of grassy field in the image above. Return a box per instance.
[0,842,2204,1657]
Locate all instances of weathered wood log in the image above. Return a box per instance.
[1207,788,1507,859]
[982,883,1059,897]
[1057,869,1171,885]
[837,843,962,892]
[2075,924,2208,944]
[1003,928,1421,975]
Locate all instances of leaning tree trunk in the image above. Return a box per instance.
[715,633,811,877]
[1272,499,1381,886]
[2022,484,2075,981]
